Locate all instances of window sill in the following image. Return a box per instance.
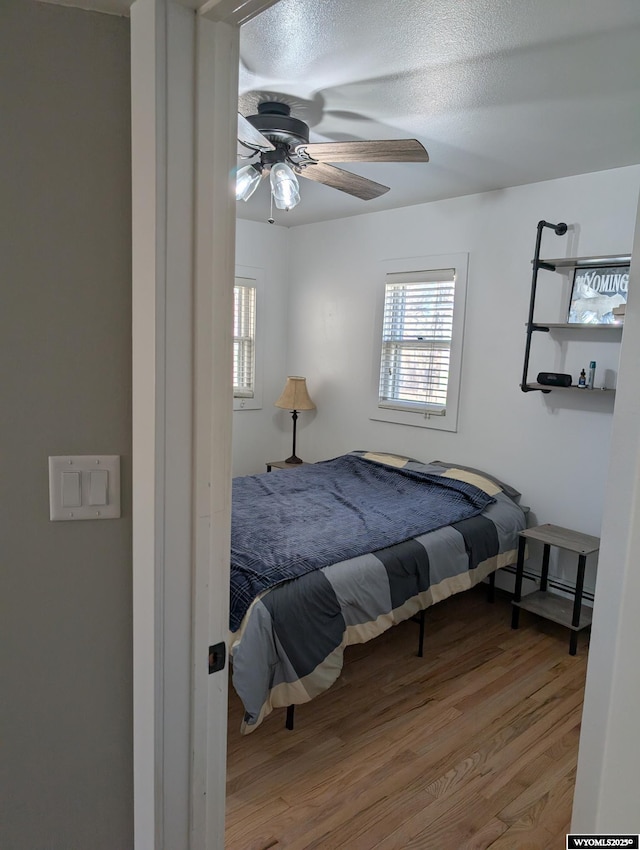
[370,405,458,432]
[233,398,262,411]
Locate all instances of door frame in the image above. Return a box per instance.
[132,8,242,843]
[128,1,282,847]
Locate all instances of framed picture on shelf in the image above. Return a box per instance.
[567,262,630,324]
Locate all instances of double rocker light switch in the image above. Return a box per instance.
[49,455,121,521]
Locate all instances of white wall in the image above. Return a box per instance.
[233,166,640,587]
[233,219,291,475]
[283,165,640,592]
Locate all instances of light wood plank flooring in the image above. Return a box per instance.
[226,586,589,849]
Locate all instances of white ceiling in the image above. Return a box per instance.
[237,0,640,227]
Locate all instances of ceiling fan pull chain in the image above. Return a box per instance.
[268,189,275,225]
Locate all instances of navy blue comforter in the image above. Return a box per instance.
[230,453,494,630]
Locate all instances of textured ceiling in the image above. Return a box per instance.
[237,0,640,227]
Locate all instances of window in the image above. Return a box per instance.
[379,269,455,413]
[233,279,256,398]
[233,268,263,410]
[372,253,468,432]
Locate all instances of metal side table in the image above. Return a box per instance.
[511,523,599,655]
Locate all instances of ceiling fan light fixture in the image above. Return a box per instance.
[270,161,300,211]
[235,163,263,201]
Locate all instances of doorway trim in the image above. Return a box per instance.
[129,1,283,847]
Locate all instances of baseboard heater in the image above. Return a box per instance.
[499,563,595,604]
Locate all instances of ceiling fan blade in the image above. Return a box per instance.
[237,112,274,152]
[296,139,429,163]
[298,162,389,200]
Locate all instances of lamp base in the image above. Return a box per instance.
[284,454,303,465]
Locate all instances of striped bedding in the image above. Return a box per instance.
[230,453,496,631]
[230,452,527,734]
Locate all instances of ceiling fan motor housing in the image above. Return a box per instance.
[246,102,310,150]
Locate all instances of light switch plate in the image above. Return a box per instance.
[49,455,121,521]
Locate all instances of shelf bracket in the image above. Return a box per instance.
[521,383,551,394]
[521,220,568,392]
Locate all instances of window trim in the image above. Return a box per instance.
[370,252,468,433]
[233,265,264,411]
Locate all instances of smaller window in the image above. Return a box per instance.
[233,278,256,399]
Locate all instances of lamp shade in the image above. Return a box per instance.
[275,376,315,411]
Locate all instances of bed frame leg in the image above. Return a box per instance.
[417,609,425,658]
[487,571,496,603]
[285,704,295,730]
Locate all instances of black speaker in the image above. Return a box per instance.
[537,372,572,387]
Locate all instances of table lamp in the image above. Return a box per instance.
[274,376,315,464]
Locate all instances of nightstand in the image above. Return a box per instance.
[266,460,313,472]
[511,523,599,655]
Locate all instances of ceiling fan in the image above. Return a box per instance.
[236,101,429,214]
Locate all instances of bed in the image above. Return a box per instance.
[229,451,527,734]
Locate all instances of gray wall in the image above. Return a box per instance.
[0,3,133,848]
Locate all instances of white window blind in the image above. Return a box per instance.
[233,279,256,398]
[378,268,456,414]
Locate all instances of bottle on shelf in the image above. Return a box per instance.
[578,369,587,388]
[588,360,596,389]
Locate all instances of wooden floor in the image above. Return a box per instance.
[226,586,589,850]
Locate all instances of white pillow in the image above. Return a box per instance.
[440,467,502,496]
[362,451,410,468]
